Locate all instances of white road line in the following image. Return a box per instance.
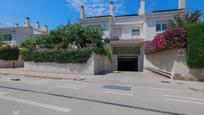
[163,95,204,101]
[61,84,86,88]
[102,90,133,96]
[165,98,204,105]
[18,81,42,85]
[57,85,80,90]
[0,95,71,112]
[134,86,189,92]
[0,91,9,95]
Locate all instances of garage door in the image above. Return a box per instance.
[118,56,138,71]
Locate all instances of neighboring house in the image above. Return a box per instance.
[0,17,48,46]
[80,0,186,72]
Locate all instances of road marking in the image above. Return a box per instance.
[61,84,86,88]
[163,95,204,101]
[18,81,42,85]
[0,91,9,95]
[0,95,71,112]
[57,85,80,90]
[102,89,133,96]
[57,84,86,90]
[165,98,204,105]
[134,86,189,92]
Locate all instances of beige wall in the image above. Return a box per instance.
[0,56,24,68]
[144,49,204,81]
[94,54,112,74]
[25,54,112,75]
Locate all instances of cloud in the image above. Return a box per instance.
[0,20,14,27]
[66,0,125,16]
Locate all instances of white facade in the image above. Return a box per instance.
[0,17,48,46]
[80,0,186,72]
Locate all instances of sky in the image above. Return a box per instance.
[0,0,204,29]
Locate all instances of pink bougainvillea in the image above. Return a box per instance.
[145,27,187,53]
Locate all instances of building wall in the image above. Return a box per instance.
[81,18,111,38]
[112,24,143,40]
[81,10,186,42]
[144,10,186,41]
[0,27,44,46]
[15,28,32,45]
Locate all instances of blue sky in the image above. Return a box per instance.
[0,0,203,29]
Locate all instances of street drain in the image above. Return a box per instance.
[161,81,170,84]
[102,85,131,91]
[11,78,21,81]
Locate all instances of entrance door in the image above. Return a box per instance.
[118,56,138,71]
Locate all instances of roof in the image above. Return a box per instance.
[85,9,185,19]
[151,9,185,13]
[115,14,139,17]
[0,27,45,34]
[86,15,111,19]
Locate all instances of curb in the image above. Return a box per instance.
[0,73,86,81]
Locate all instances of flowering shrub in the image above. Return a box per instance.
[145,28,186,53]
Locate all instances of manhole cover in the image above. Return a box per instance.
[102,85,131,91]
[161,81,170,84]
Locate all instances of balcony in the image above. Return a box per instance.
[110,36,144,41]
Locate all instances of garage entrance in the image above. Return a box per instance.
[118,56,138,71]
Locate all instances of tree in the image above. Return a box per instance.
[168,10,202,28]
[0,34,5,46]
[21,21,108,49]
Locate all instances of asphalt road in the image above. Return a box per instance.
[0,75,204,115]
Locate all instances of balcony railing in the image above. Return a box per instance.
[110,36,144,41]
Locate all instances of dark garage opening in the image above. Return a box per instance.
[118,57,138,71]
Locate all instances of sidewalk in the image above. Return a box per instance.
[0,68,204,92]
[0,68,91,80]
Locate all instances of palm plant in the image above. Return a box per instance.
[168,10,202,28]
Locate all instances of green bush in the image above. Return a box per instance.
[21,22,110,63]
[186,23,204,68]
[23,48,107,63]
[0,45,19,60]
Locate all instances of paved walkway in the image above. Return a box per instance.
[0,68,90,80]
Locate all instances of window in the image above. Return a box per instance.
[132,28,140,36]
[112,28,122,37]
[4,34,12,41]
[156,23,168,32]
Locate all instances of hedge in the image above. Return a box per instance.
[0,45,19,60]
[186,23,204,68]
[23,48,107,63]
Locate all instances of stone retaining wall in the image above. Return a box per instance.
[0,56,24,68]
[144,49,204,81]
[25,53,112,75]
